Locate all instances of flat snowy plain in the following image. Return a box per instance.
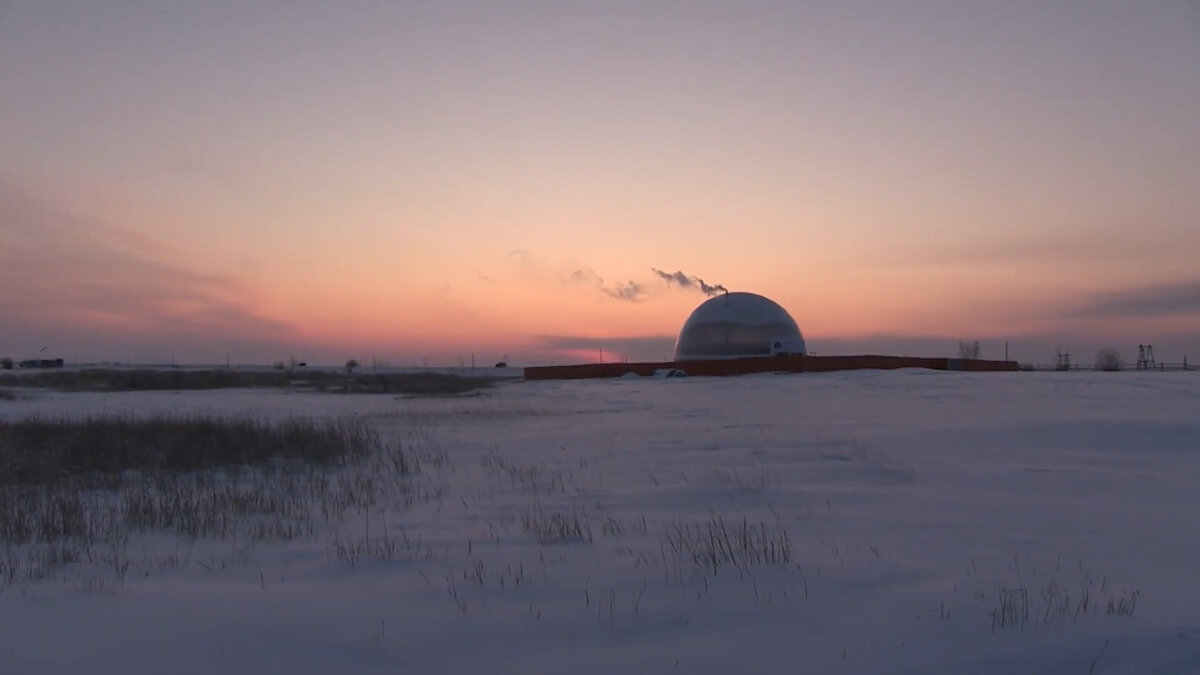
[1,370,1198,674]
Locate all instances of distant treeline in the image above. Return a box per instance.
[0,358,64,370]
[0,368,495,395]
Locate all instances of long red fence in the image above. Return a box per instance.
[524,354,1019,380]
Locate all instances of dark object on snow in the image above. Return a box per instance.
[19,358,64,369]
[495,361,508,368]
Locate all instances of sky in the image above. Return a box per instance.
[1,0,1198,367]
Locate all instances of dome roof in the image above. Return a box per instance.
[674,292,805,360]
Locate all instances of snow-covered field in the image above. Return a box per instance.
[1,371,1198,674]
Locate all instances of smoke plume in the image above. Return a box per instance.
[651,269,727,296]
[603,281,647,301]
[571,269,650,302]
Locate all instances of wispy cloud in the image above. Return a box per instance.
[651,268,727,296]
[506,248,534,269]
[870,230,1196,270]
[0,182,295,347]
[533,334,675,361]
[1069,280,1200,319]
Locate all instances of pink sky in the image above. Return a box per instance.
[2,1,1198,366]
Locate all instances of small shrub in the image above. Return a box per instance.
[0,357,13,370]
[1095,348,1122,372]
[958,340,981,360]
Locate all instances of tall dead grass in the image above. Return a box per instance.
[0,416,422,588]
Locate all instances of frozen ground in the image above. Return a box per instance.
[1,370,1198,674]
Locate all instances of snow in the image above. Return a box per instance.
[2,371,1199,674]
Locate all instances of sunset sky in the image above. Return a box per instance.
[2,1,1198,366]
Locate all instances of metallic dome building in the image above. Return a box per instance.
[674,292,806,360]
